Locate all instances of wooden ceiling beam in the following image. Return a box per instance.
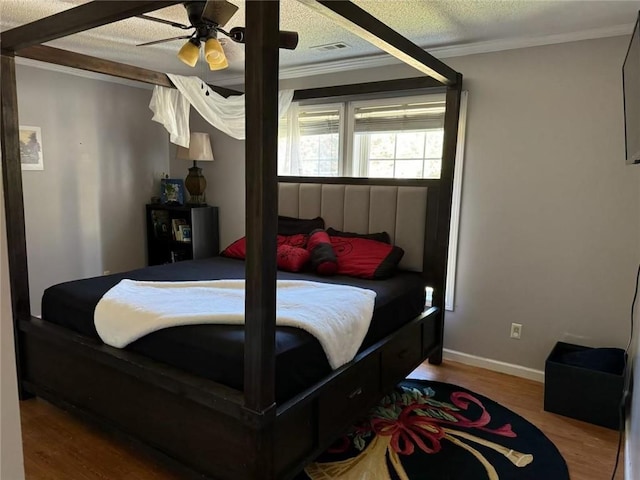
[0,1,183,52]
[16,45,242,97]
[296,0,459,86]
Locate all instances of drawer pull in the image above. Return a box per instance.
[348,387,363,399]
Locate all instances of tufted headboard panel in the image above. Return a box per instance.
[278,182,429,272]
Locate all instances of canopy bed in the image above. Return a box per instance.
[0,2,463,479]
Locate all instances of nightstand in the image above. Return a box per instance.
[146,204,219,266]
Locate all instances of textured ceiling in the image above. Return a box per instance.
[0,0,638,84]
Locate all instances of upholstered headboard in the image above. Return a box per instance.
[278,182,429,272]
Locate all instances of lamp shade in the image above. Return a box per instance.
[204,38,224,63]
[208,54,228,71]
[177,38,200,67]
[177,132,215,162]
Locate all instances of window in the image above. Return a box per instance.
[352,97,445,178]
[279,94,445,179]
[278,103,343,177]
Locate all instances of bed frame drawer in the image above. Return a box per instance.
[317,354,380,442]
[381,322,423,391]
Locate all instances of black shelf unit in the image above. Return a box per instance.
[146,204,219,266]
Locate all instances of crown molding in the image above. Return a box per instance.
[213,22,634,86]
[15,22,633,89]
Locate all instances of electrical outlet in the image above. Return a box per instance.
[103,270,111,275]
[510,323,522,339]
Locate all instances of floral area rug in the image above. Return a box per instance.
[297,379,569,480]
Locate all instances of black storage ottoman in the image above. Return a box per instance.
[544,342,625,430]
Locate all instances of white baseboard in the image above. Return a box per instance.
[443,349,545,383]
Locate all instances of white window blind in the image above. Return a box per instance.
[353,100,445,132]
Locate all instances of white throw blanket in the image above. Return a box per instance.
[94,279,376,369]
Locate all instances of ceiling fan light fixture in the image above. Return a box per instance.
[177,38,201,67]
[204,37,224,63]
[208,54,229,71]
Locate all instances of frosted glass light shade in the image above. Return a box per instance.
[208,54,228,71]
[177,132,215,161]
[204,38,224,62]
[177,39,200,67]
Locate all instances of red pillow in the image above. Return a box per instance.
[276,245,310,272]
[222,234,307,260]
[330,236,404,279]
[278,233,307,249]
[222,236,248,259]
[307,229,338,276]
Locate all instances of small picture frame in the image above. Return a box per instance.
[19,125,44,171]
[161,178,185,205]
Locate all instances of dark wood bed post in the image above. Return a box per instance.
[243,0,279,415]
[0,52,32,400]
[429,74,463,364]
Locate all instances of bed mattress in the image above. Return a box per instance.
[42,256,426,402]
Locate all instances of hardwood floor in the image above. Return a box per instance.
[20,360,621,479]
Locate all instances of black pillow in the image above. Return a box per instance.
[325,227,391,244]
[278,216,325,235]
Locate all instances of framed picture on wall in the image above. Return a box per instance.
[19,125,44,171]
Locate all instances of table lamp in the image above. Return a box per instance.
[177,132,215,205]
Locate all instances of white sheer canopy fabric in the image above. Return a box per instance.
[150,73,294,147]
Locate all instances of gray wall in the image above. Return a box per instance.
[16,65,171,316]
[441,35,638,368]
[209,35,640,370]
[0,168,25,480]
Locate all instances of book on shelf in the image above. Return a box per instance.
[179,225,192,243]
[171,218,188,241]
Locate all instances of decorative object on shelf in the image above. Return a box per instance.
[19,125,44,171]
[151,209,171,238]
[177,132,215,205]
[160,178,185,205]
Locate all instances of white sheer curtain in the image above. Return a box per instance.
[150,74,294,147]
[279,102,301,175]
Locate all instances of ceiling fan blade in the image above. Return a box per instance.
[137,14,192,30]
[201,0,239,28]
[137,35,193,47]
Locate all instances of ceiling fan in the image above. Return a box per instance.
[137,1,300,70]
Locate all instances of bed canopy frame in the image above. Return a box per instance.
[0,2,463,478]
